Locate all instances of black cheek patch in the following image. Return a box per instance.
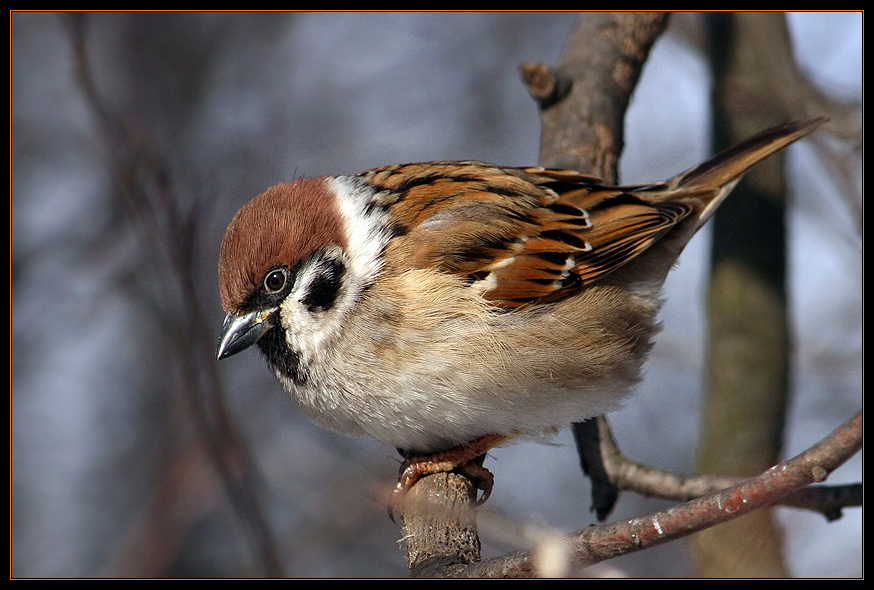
[301,258,345,313]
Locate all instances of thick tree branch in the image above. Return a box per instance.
[525,11,669,178]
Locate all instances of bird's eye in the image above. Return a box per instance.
[263,268,288,294]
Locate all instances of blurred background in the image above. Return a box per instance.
[11,11,861,578]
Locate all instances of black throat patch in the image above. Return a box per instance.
[258,325,307,385]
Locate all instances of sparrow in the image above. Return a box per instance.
[216,118,824,511]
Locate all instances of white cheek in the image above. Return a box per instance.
[278,258,359,368]
[279,280,340,365]
[280,177,392,375]
[278,295,310,358]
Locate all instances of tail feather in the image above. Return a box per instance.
[664,117,826,229]
[672,118,826,191]
[604,118,826,288]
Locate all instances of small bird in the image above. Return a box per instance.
[217,119,823,508]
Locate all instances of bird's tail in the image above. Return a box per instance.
[667,117,826,225]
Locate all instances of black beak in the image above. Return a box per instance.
[216,309,276,360]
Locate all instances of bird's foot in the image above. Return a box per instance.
[389,433,510,522]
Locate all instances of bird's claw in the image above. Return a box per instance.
[387,433,510,522]
[388,457,495,523]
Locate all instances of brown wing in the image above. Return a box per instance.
[360,120,823,308]
[362,162,693,309]
[485,168,693,306]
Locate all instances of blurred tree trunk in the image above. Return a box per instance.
[691,12,798,577]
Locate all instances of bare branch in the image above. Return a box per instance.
[402,472,482,577]
[594,414,862,521]
[461,410,862,577]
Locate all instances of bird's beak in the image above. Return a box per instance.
[216,309,276,360]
